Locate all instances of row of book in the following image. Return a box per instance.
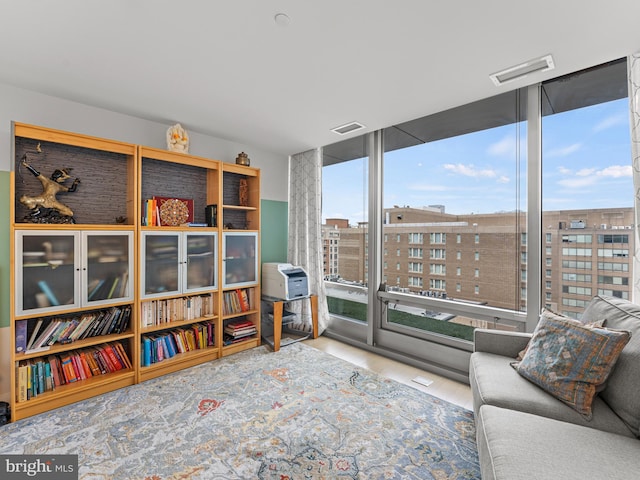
[16,342,132,402]
[223,318,257,345]
[141,321,215,366]
[15,306,132,353]
[140,295,214,327]
[87,272,129,302]
[222,288,255,315]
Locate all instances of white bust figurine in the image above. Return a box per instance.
[166,123,189,153]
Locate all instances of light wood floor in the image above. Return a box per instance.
[303,336,473,410]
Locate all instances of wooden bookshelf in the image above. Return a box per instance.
[9,123,262,421]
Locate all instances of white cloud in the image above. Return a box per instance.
[487,136,515,157]
[558,176,598,188]
[557,166,572,175]
[443,163,497,178]
[593,113,626,133]
[598,165,632,178]
[576,168,596,177]
[546,143,582,157]
[556,164,631,188]
[497,176,510,183]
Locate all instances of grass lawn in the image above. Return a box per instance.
[327,296,474,341]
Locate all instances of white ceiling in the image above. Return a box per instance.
[1,1,639,156]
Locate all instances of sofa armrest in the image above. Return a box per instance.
[473,329,532,358]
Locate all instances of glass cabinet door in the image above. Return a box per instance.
[141,232,182,298]
[184,232,217,293]
[83,231,134,306]
[223,232,258,288]
[15,231,80,316]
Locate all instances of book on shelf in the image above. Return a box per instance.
[223,288,254,315]
[141,321,215,366]
[141,295,213,327]
[37,280,60,306]
[223,319,256,343]
[15,320,28,353]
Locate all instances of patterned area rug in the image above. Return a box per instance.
[0,343,480,479]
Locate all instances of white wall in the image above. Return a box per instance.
[0,81,289,403]
[0,82,288,202]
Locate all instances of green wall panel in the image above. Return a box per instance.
[0,171,10,328]
[261,199,288,264]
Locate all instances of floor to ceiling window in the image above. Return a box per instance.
[321,58,631,378]
[541,59,631,319]
[381,90,527,342]
[321,136,369,325]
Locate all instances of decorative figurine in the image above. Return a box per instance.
[239,178,249,206]
[19,155,80,223]
[167,123,189,153]
[235,152,250,166]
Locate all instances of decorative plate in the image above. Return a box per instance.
[158,198,190,226]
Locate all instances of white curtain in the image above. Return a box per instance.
[630,52,640,301]
[288,148,329,334]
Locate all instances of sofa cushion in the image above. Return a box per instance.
[476,405,640,480]
[582,295,640,436]
[511,313,630,419]
[470,351,634,436]
[515,309,605,360]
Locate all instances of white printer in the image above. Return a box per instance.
[262,263,309,300]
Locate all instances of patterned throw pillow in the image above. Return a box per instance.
[515,309,605,360]
[512,313,630,419]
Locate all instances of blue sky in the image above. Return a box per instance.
[323,98,632,223]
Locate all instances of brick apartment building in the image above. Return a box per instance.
[323,206,634,318]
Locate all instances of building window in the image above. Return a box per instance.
[456,251,461,260]
[456,234,461,244]
[408,276,423,287]
[474,268,479,278]
[546,281,552,289]
[562,273,592,282]
[409,262,424,273]
[456,283,461,292]
[474,285,479,295]
[409,233,424,244]
[598,234,629,244]
[597,249,629,258]
[456,266,461,276]
[475,233,480,244]
[429,264,445,275]
[546,233,552,243]
[430,248,446,259]
[521,232,527,245]
[598,262,629,272]
[429,279,446,290]
[430,232,446,244]
[598,275,629,286]
[408,248,423,259]
[397,249,401,257]
[598,289,629,300]
[562,285,592,296]
[475,251,480,261]
[562,248,592,256]
[546,269,552,277]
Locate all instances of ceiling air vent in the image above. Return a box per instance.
[490,54,555,86]
[331,121,366,135]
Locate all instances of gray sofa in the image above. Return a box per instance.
[469,295,640,480]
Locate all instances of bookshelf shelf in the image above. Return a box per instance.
[140,315,217,334]
[13,368,136,420]
[16,331,135,361]
[10,123,261,421]
[138,347,220,382]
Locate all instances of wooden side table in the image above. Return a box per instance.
[265,294,318,351]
